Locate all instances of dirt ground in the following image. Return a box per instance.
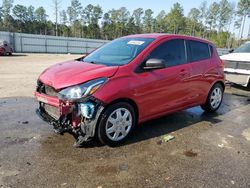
[0,54,250,188]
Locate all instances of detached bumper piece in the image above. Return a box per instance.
[35,91,105,147]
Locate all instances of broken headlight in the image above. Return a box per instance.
[58,78,107,101]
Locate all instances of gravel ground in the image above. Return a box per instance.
[0,54,250,188]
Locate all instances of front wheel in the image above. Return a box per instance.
[201,83,224,113]
[97,102,136,146]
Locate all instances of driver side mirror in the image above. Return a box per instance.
[143,58,166,70]
[228,48,234,53]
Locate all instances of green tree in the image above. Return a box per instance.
[84,4,94,25]
[13,5,28,23]
[206,2,220,37]
[0,7,3,21]
[88,5,103,38]
[69,0,82,21]
[59,10,70,36]
[143,9,154,33]
[83,4,102,38]
[187,8,201,35]
[132,8,143,33]
[218,0,234,31]
[156,10,166,33]
[60,10,67,24]
[27,6,36,22]
[102,12,112,39]
[2,0,13,17]
[67,0,82,36]
[117,7,130,36]
[236,0,250,39]
[2,0,14,31]
[199,1,207,37]
[92,5,103,24]
[35,7,47,34]
[165,3,185,34]
[126,17,137,34]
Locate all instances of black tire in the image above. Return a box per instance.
[97,102,136,146]
[201,83,224,113]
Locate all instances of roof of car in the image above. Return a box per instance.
[124,33,212,44]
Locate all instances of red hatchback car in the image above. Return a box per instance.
[35,34,225,147]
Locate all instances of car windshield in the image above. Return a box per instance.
[83,37,155,66]
[234,42,250,53]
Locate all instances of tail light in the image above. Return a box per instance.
[219,59,224,69]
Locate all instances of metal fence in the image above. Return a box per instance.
[0,31,230,56]
[0,31,109,54]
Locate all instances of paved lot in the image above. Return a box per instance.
[0,54,250,188]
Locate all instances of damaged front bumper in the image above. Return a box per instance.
[34,91,105,143]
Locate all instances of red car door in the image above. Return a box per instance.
[134,39,193,121]
[186,40,212,104]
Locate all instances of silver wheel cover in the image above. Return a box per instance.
[210,87,222,109]
[105,108,132,141]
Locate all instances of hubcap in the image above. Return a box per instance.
[210,87,222,109]
[105,108,132,141]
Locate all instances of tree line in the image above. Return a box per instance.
[0,0,250,48]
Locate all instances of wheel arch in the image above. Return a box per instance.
[94,97,139,143]
[104,98,139,123]
[212,80,225,91]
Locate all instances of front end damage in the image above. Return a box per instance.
[35,82,105,147]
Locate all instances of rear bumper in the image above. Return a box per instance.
[224,70,250,88]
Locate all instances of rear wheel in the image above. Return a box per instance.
[97,102,136,146]
[201,83,223,113]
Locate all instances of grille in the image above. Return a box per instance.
[43,103,60,120]
[37,80,58,97]
[224,60,250,70]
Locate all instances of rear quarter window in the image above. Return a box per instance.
[188,40,210,62]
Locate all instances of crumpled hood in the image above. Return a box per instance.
[39,60,119,90]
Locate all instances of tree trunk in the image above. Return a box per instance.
[247,23,250,38]
[240,14,246,39]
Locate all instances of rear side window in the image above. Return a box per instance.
[188,40,210,62]
[149,39,186,67]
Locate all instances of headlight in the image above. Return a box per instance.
[58,78,107,101]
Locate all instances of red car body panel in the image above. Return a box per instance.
[0,47,5,55]
[35,92,60,107]
[39,61,119,90]
[35,33,224,128]
[92,34,224,123]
